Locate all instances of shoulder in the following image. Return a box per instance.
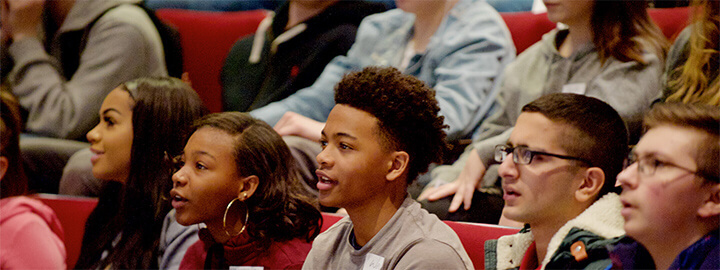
[312,216,353,246]
[392,238,472,269]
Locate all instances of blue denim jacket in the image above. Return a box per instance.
[251,0,515,140]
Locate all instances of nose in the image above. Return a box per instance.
[316,147,332,168]
[616,163,638,190]
[498,153,519,181]
[86,124,101,143]
[172,167,188,188]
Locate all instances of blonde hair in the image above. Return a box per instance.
[667,0,720,105]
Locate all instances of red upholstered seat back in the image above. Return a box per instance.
[500,12,557,54]
[34,194,99,269]
[443,220,519,269]
[156,9,268,112]
[648,6,690,41]
[501,7,691,55]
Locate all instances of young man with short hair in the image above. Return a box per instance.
[303,66,473,269]
[611,103,719,269]
[485,93,629,269]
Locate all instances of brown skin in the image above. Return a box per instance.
[316,105,410,246]
[1,0,75,41]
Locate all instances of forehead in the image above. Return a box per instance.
[325,104,381,140]
[186,127,237,156]
[101,88,134,112]
[510,112,573,152]
[635,125,701,159]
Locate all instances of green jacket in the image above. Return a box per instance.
[485,193,625,270]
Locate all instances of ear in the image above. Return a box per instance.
[237,175,260,200]
[697,183,720,218]
[386,151,409,182]
[0,156,8,181]
[575,167,605,203]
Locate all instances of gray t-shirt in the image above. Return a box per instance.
[303,196,474,270]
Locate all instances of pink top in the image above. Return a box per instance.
[0,196,66,269]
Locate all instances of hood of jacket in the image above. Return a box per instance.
[60,0,142,32]
[495,193,625,270]
[0,196,64,241]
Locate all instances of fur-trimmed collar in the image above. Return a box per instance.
[495,193,624,270]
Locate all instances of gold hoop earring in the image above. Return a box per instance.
[223,196,249,237]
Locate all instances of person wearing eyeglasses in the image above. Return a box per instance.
[608,103,719,269]
[485,93,629,270]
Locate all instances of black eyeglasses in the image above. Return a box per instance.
[494,145,592,165]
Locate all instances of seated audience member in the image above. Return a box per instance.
[0,90,66,269]
[419,0,667,223]
[610,103,719,269]
[663,0,719,105]
[1,0,170,193]
[252,0,513,141]
[303,67,473,269]
[75,77,207,269]
[171,112,322,269]
[222,0,386,112]
[252,0,514,194]
[485,93,628,269]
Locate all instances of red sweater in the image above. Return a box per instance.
[179,228,311,269]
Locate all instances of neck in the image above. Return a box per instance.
[643,224,715,269]
[286,0,337,29]
[47,0,76,28]
[345,189,407,247]
[411,0,458,52]
[558,21,593,58]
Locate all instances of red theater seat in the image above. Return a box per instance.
[34,194,99,269]
[443,220,519,269]
[156,9,268,112]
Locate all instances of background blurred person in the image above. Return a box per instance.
[663,0,719,105]
[0,89,66,269]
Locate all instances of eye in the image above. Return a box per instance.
[339,142,352,150]
[319,139,328,149]
[103,116,115,126]
[195,162,207,170]
[650,158,667,169]
[172,156,185,171]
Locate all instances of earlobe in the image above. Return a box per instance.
[386,151,409,182]
[238,175,260,200]
[697,184,720,218]
[575,167,605,203]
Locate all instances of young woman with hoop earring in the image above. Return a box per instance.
[171,112,322,269]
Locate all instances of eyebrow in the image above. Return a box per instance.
[321,130,358,141]
[101,108,122,116]
[190,150,216,161]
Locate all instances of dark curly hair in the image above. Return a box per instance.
[334,66,449,184]
[192,112,321,249]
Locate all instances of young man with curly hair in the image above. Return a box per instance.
[303,66,473,269]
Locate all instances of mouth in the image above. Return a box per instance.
[502,186,520,201]
[315,171,337,191]
[170,190,189,209]
[89,148,104,164]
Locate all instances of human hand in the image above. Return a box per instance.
[273,111,324,142]
[417,149,486,212]
[3,0,44,41]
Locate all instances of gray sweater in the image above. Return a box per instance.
[303,196,474,270]
[429,28,663,190]
[8,0,166,139]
